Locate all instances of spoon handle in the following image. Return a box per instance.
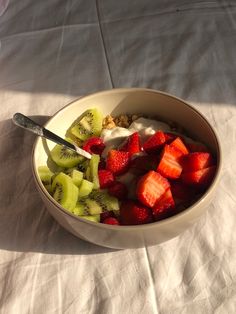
[12,113,91,159]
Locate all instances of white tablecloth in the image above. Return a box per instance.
[1,1,236,313]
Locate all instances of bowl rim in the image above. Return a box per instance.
[32,87,223,231]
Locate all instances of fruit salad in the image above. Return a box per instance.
[38,108,217,225]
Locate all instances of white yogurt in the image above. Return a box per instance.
[101,117,171,158]
[129,117,171,141]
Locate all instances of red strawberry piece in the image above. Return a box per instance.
[170,137,189,156]
[106,150,130,175]
[187,142,209,153]
[136,170,170,208]
[120,132,142,156]
[103,217,120,225]
[153,188,175,221]
[98,169,114,188]
[157,145,183,179]
[100,211,115,222]
[120,200,153,225]
[108,181,127,200]
[83,137,105,155]
[143,131,166,154]
[181,152,214,173]
[181,166,216,187]
[164,132,177,143]
[130,155,160,174]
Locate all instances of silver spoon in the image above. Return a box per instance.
[12,113,92,159]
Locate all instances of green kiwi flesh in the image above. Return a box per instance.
[70,108,103,141]
[70,169,83,187]
[38,166,53,185]
[78,179,94,197]
[86,154,100,189]
[90,190,119,212]
[52,172,78,211]
[50,144,85,168]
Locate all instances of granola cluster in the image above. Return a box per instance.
[102,114,140,129]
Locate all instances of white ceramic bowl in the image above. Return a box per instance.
[32,88,222,249]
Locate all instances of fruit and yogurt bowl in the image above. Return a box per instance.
[32,88,222,249]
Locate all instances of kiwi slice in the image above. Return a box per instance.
[50,144,85,168]
[86,154,100,189]
[73,201,100,222]
[52,172,78,212]
[73,202,87,216]
[90,190,119,212]
[77,159,90,173]
[79,179,94,197]
[38,166,53,185]
[70,169,83,187]
[46,156,65,174]
[70,108,103,141]
[84,199,103,215]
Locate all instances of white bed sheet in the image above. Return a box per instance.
[1,1,236,313]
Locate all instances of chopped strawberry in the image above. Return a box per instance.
[136,170,170,208]
[187,142,209,153]
[170,137,189,155]
[103,217,120,225]
[181,166,216,187]
[143,131,166,154]
[120,200,153,225]
[164,132,176,143]
[157,145,183,179]
[120,132,142,156]
[153,188,175,221]
[106,150,130,175]
[181,152,214,173]
[108,181,127,200]
[98,169,115,188]
[130,155,160,174]
[83,137,105,155]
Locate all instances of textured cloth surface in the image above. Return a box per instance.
[1,1,236,313]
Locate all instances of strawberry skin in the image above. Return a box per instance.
[182,166,216,187]
[120,132,142,156]
[157,145,183,179]
[83,137,105,155]
[181,152,214,173]
[170,137,189,155]
[108,181,127,200]
[106,150,130,175]
[143,131,166,154]
[153,188,175,221]
[136,171,170,208]
[100,210,115,222]
[164,132,176,143]
[103,217,120,225]
[98,169,115,188]
[120,200,153,225]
